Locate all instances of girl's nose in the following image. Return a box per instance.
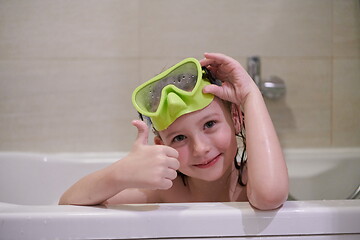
[192,135,210,157]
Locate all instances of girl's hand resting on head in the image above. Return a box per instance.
[118,120,180,190]
[200,52,260,107]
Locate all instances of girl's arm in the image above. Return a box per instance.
[59,120,179,205]
[201,53,288,210]
[242,85,288,210]
[59,159,132,205]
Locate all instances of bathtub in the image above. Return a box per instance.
[1,149,360,239]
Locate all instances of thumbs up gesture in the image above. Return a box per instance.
[121,120,180,190]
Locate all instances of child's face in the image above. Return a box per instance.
[155,97,239,182]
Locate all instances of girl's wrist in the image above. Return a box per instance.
[107,158,132,189]
[238,83,261,108]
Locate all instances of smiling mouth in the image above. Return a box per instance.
[194,154,221,169]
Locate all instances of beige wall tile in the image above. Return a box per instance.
[0,59,139,152]
[332,58,360,146]
[262,58,332,147]
[139,0,332,58]
[1,0,359,151]
[333,0,360,57]
[0,0,139,59]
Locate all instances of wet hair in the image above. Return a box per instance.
[235,111,247,187]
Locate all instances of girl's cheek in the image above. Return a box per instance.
[211,132,227,149]
[175,146,189,165]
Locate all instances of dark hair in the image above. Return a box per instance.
[235,117,247,186]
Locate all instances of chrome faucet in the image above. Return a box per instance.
[247,56,261,87]
[247,56,286,99]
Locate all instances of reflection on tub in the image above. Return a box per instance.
[1,150,360,239]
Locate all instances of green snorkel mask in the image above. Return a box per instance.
[132,58,219,131]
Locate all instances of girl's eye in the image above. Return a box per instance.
[204,120,216,129]
[172,135,186,143]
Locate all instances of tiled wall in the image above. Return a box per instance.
[0,0,359,152]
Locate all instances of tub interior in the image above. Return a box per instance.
[284,148,360,200]
[0,152,122,205]
[1,150,360,239]
[0,149,359,205]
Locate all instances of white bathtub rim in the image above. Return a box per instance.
[1,150,360,239]
[0,200,359,240]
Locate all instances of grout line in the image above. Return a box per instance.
[330,0,334,146]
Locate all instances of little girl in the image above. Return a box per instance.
[59,53,288,210]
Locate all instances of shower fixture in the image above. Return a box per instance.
[247,56,286,99]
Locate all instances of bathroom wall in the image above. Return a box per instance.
[0,0,359,152]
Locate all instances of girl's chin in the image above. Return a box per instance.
[184,168,228,182]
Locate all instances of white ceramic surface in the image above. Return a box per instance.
[0,150,360,239]
[1,201,359,239]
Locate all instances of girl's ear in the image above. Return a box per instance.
[231,103,241,135]
[154,135,164,145]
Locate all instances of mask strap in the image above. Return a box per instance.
[138,112,153,128]
[202,67,222,86]
[138,112,144,121]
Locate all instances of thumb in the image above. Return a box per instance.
[203,83,236,104]
[132,120,149,145]
[203,84,224,99]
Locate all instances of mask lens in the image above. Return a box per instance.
[135,61,199,113]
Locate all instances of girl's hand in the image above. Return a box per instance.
[118,120,180,190]
[200,53,259,106]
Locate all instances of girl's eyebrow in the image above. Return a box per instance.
[201,112,221,121]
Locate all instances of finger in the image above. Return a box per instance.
[204,52,232,63]
[165,168,178,180]
[158,179,173,190]
[167,157,180,170]
[199,57,216,67]
[200,52,227,66]
[132,120,149,145]
[202,53,242,75]
[203,84,223,97]
[200,61,232,81]
[203,84,235,104]
[163,145,179,159]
